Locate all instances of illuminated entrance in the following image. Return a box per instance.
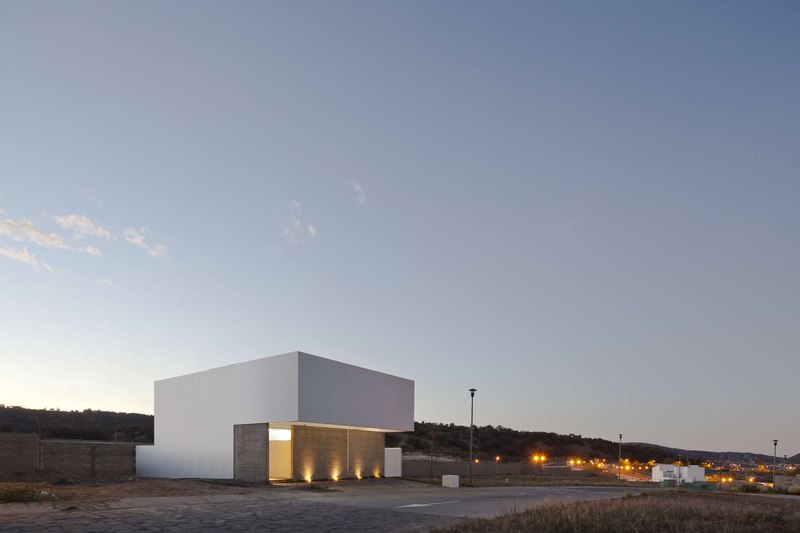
[268,426,292,480]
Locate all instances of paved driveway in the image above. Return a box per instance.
[0,481,634,532]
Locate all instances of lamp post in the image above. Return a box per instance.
[468,388,477,486]
[618,434,623,486]
[773,440,778,491]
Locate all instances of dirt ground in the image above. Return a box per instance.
[1,477,293,503]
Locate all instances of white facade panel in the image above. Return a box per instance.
[297,353,414,432]
[138,352,299,478]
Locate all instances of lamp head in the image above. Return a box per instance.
[469,388,477,397]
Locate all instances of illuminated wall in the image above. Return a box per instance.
[292,425,384,481]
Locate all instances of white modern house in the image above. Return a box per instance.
[651,464,706,484]
[137,351,414,482]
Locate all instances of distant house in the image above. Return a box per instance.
[652,464,705,484]
[136,351,414,481]
[775,474,800,492]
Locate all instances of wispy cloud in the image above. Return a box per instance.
[95,278,113,286]
[351,181,367,206]
[53,214,111,239]
[0,246,53,272]
[84,245,102,256]
[123,227,167,257]
[80,188,101,204]
[0,218,68,249]
[280,200,317,243]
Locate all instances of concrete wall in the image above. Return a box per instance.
[233,424,268,482]
[291,425,384,481]
[0,433,39,478]
[0,433,135,480]
[348,428,384,479]
[138,351,414,479]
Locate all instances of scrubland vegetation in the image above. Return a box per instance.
[432,491,800,532]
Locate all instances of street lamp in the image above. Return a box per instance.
[468,388,477,486]
[618,434,623,485]
[773,440,778,491]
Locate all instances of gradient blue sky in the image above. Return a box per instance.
[2,1,798,455]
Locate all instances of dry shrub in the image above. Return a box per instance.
[434,491,800,532]
[0,484,37,503]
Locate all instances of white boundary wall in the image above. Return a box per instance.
[384,447,402,478]
[137,351,414,479]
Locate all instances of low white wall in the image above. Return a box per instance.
[384,447,402,478]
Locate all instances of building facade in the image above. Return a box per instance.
[651,463,706,484]
[137,351,414,481]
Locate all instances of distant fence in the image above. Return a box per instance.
[0,433,135,480]
[402,457,570,478]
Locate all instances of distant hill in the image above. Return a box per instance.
[633,442,788,468]
[388,422,675,463]
[0,405,153,443]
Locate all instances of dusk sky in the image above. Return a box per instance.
[2,1,798,456]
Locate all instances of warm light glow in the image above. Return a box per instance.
[331,470,340,481]
[496,456,501,462]
[268,428,291,441]
[475,458,480,463]
[355,468,362,480]
[304,473,312,483]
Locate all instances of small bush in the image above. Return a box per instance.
[739,484,762,493]
[0,485,37,503]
